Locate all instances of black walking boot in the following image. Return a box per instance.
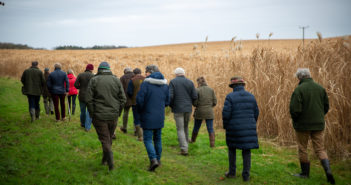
[321,159,335,184]
[148,158,159,172]
[293,162,310,178]
[189,131,198,143]
[72,104,76,115]
[107,151,114,171]
[35,109,40,120]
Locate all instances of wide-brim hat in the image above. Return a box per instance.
[229,76,245,88]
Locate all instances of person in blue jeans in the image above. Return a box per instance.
[136,65,170,172]
[190,77,217,147]
[74,64,94,131]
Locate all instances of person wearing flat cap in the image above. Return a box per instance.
[86,61,126,171]
[222,76,259,182]
[74,64,95,131]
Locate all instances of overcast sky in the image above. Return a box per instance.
[0,0,350,49]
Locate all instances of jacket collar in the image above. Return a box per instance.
[96,69,112,75]
[299,78,313,85]
[233,86,245,92]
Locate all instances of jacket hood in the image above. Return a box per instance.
[67,73,75,79]
[144,72,167,85]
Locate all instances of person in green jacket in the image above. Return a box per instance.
[190,76,217,147]
[86,61,126,171]
[21,61,45,122]
[290,68,335,184]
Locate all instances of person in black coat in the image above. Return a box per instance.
[222,76,259,182]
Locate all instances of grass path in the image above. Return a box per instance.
[0,77,350,185]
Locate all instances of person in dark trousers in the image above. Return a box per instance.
[47,63,69,121]
[169,67,197,156]
[127,68,145,141]
[222,76,259,182]
[290,68,335,184]
[43,68,54,115]
[74,64,94,131]
[119,67,135,133]
[21,61,45,122]
[67,69,78,115]
[137,65,169,172]
[190,76,217,147]
[86,61,126,171]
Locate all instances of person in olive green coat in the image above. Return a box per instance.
[21,61,45,122]
[290,68,335,184]
[86,61,126,171]
[190,76,217,147]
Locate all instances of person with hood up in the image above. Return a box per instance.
[67,69,78,115]
[137,65,170,172]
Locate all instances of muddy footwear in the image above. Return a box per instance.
[321,159,335,184]
[180,149,188,156]
[209,132,215,147]
[107,151,114,171]
[148,158,159,172]
[120,127,127,133]
[190,131,198,143]
[30,108,35,122]
[112,133,116,140]
[225,171,236,178]
[135,125,143,141]
[293,162,310,178]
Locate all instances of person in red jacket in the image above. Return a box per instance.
[67,69,78,115]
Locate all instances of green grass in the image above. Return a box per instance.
[0,77,350,185]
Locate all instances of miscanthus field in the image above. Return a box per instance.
[0,37,351,184]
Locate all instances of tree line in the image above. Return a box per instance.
[0,42,128,50]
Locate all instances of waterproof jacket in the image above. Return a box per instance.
[289,78,329,131]
[127,74,145,105]
[74,70,94,103]
[136,72,170,129]
[120,71,134,107]
[47,68,69,95]
[67,73,78,96]
[86,69,126,121]
[169,76,197,113]
[42,71,51,98]
[21,66,45,96]
[193,85,217,120]
[222,86,259,149]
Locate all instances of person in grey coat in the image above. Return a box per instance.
[169,67,197,155]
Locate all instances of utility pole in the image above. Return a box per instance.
[299,26,309,50]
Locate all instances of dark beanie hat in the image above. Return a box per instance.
[133,68,141,74]
[98,61,110,69]
[44,68,49,72]
[229,76,245,88]
[145,65,159,74]
[86,64,94,71]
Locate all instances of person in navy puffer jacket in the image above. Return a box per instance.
[47,63,69,121]
[137,65,170,172]
[222,76,259,182]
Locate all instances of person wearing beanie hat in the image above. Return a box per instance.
[290,68,334,184]
[127,68,145,141]
[136,65,169,171]
[190,76,217,148]
[98,61,110,69]
[74,64,95,130]
[222,76,259,182]
[21,61,45,122]
[43,67,54,115]
[86,61,126,171]
[119,67,135,134]
[86,64,94,71]
[169,67,197,156]
[47,63,69,122]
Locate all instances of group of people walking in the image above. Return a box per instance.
[21,61,335,184]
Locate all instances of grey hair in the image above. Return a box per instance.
[54,63,62,69]
[295,68,311,80]
[124,67,133,74]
